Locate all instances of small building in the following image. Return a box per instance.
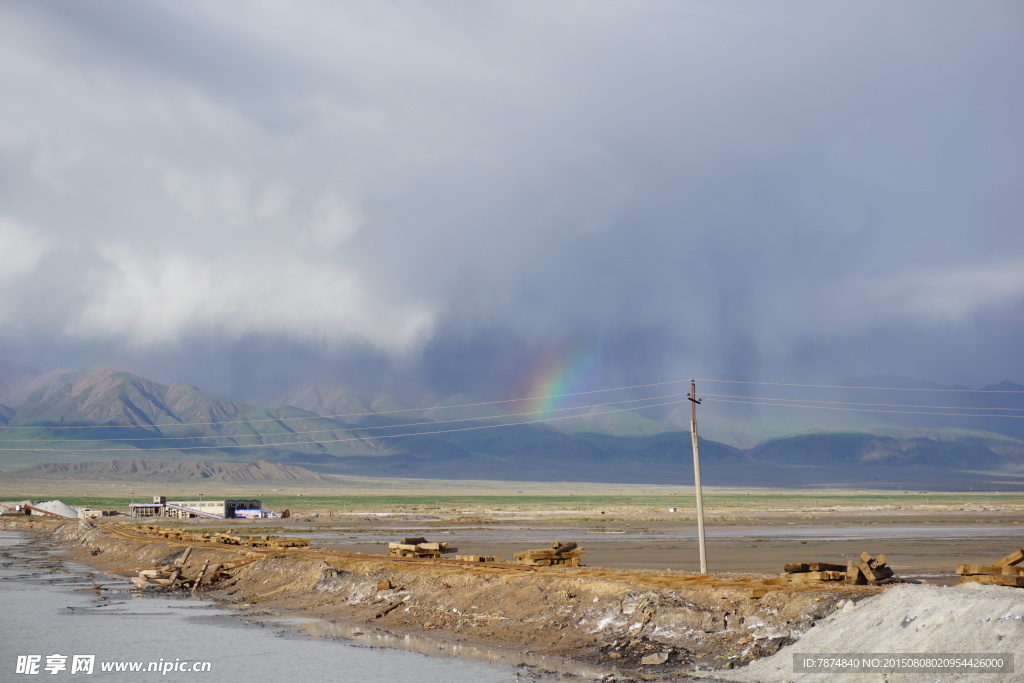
[0,502,30,516]
[74,508,118,519]
[129,496,262,519]
[233,509,269,519]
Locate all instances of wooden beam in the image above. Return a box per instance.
[994,549,1024,568]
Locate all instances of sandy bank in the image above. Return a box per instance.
[3,517,887,678]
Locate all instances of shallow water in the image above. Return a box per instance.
[0,530,574,682]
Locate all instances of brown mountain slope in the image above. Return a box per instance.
[0,458,335,482]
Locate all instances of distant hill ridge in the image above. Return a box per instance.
[0,364,387,464]
[2,458,334,482]
[2,361,1024,489]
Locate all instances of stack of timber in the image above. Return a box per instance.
[847,552,895,585]
[780,552,895,585]
[780,561,847,583]
[957,549,1024,588]
[244,534,311,549]
[388,537,457,559]
[455,555,503,563]
[123,525,309,550]
[514,541,585,567]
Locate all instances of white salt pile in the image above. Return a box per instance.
[717,583,1024,682]
[32,500,80,519]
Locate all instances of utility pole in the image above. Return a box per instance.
[688,379,708,574]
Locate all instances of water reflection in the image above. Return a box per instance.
[274,615,613,679]
[0,530,583,682]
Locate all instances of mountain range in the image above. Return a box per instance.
[5,458,333,482]
[1,361,1023,490]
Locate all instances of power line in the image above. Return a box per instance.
[3,374,1021,443]
[0,392,691,444]
[0,377,694,432]
[0,396,692,453]
[695,378,1024,394]
[702,393,1024,413]
[704,397,1024,419]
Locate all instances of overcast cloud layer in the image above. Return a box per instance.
[1,1,1022,399]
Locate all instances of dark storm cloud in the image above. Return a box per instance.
[1,0,1022,398]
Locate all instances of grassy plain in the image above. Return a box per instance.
[4,476,1023,579]
[1,474,1021,515]
[0,483,1019,509]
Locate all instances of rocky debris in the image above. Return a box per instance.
[640,651,671,665]
[122,547,250,591]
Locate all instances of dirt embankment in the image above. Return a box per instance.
[9,518,882,676]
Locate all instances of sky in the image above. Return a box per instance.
[1,0,1022,402]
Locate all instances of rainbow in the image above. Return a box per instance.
[521,344,604,415]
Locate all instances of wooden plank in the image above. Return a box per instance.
[959,574,1024,588]
[191,563,210,595]
[856,561,875,581]
[516,550,557,559]
[400,537,427,545]
[388,543,419,551]
[516,547,583,565]
[956,564,1024,576]
[994,549,1024,568]
[874,565,894,580]
[871,553,888,568]
[857,562,893,582]
[859,551,872,563]
[781,561,846,573]
[845,562,866,585]
[104,558,254,574]
[374,601,404,618]
[782,570,843,582]
[455,555,502,563]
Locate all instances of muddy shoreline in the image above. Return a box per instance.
[2,517,884,679]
